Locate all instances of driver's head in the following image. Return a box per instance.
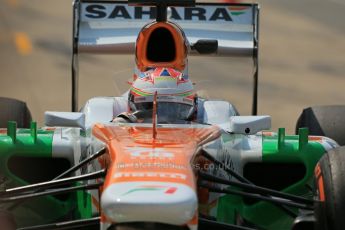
[128,67,196,123]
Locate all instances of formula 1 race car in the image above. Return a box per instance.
[1,0,345,230]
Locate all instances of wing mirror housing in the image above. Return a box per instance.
[191,39,218,54]
[45,111,86,130]
[203,101,232,124]
[225,116,271,135]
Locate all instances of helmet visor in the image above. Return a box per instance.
[134,102,193,123]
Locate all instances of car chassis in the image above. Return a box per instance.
[0,1,344,230]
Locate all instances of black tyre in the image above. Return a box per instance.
[0,97,32,128]
[109,222,189,230]
[314,146,345,230]
[296,105,345,145]
[0,211,16,230]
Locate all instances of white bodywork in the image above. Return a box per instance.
[82,96,127,127]
[202,100,237,124]
[45,111,86,130]
[228,115,271,134]
[101,181,197,225]
[51,127,87,168]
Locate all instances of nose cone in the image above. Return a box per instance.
[101,182,197,225]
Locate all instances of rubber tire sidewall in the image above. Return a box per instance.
[314,146,345,230]
[0,97,32,128]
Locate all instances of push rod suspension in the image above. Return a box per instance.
[199,217,257,230]
[1,169,106,197]
[199,181,313,210]
[200,150,252,184]
[200,149,300,217]
[17,217,100,230]
[0,182,102,203]
[199,171,314,205]
[54,147,106,180]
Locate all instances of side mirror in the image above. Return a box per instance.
[226,116,271,135]
[191,40,218,54]
[203,101,231,124]
[45,111,85,130]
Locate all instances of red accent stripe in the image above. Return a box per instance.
[262,131,274,136]
[309,136,323,141]
[165,187,177,194]
[152,91,157,140]
[229,6,248,11]
[315,164,325,202]
[0,129,7,134]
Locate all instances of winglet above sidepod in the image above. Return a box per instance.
[7,121,17,143]
[298,128,309,150]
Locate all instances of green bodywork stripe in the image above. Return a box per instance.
[77,186,93,219]
[231,12,245,16]
[130,87,153,96]
[130,86,193,97]
[175,91,194,97]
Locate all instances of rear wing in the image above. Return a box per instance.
[72,0,260,113]
[74,1,259,56]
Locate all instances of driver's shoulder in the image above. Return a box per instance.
[112,112,138,123]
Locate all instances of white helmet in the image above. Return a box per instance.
[129,67,197,123]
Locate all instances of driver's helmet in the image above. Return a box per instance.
[128,67,196,123]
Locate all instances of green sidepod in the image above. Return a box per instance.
[0,122,91,227]
[217,128,327,230]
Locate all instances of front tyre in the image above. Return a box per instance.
[0,211,16,230]
[109,223,189,230]
[314,146,345,230]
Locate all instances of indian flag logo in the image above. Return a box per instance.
[122,185,178,196]
[228,6,249,16]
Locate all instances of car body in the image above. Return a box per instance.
[0,1,342,230]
